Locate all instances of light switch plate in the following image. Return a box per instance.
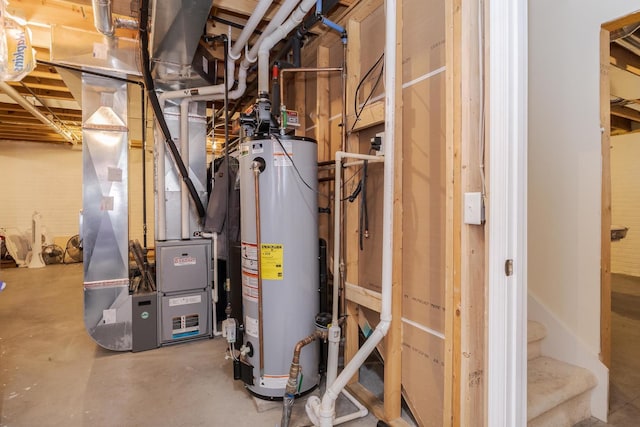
[464,192,484,225]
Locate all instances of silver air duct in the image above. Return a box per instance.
[92,0,115,37]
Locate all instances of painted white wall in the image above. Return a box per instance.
[528,0,638,356]
[0,140,154,247]
[0,141,82,239]
[610,133,640,276]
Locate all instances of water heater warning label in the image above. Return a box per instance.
[260,244,283,280]
[242,242,259,302]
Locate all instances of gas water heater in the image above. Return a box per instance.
[239,134,320,399]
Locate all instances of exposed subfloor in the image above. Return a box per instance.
[0,264,390,427]
[574,273,640,427]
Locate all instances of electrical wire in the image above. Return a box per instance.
[478,0,487,199]
[270,133,330,201]
[359,159,369,250]
[350,52,385,132]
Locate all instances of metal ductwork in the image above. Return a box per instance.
[92,0,116,37]
[150,0,214,89]
[0,81,79,144]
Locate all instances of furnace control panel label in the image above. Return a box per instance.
[169,295,202,307]
[260,244,283,280]
[173,255,197,266]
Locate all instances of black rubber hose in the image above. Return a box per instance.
[139,0,206,220]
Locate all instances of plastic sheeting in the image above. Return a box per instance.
[0,4,36,81]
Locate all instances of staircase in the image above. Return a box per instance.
[527,320,597,427]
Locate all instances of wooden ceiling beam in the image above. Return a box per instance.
[611,104,640,123]
[18,76,69,90]
[3,84,75,100]
[0,102,81,117]
[0,131,69,140]
[0,137,68,144]
[210,0,285,21]
[611,114,633,132]
[610,43,640,77]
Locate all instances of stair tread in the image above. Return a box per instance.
[528,320,547,343]
[527,356,597,421]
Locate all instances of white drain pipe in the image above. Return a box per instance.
[257,0,317,94]
[156,121,167,241]
[159,0,274,103]
[180,98,190,239]
[156,0,274,236]
[202,231,222,336]
[189,0,304,103]
[307,0,397,424]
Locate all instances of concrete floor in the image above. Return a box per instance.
[575,274,640,427]
[0,264,386,427]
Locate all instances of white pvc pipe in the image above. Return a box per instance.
[229,0,275,60]
[180,99,190,240]
[200,232,223,336]
[311,0,397,424]
[322,150,387,420]
[246,0,303,63]
[156,121,167,241]
[189,0,303,104]
[257,0,317,94]
[212,232,219,304]
[160,0,274,102]
[333,389,368,425]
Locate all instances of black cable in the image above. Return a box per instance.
[359,160,369,251]
[222,34,233,318]
[139,0,206,220]
[350,53,384,132]
[270,133,329,200]
[39,60,143,85]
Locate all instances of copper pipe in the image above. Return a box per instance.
[253,163,265,374]
[285,330,328,395]
[339,41,348,321]
[278,67,343,132]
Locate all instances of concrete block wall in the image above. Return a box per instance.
[611,133,640,277]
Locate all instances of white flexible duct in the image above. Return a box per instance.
[159,0,274,102]
[308,0,397,424]
[0,81,78,145]
[257,0,317,94]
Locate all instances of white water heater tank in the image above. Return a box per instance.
[239,134,319,399]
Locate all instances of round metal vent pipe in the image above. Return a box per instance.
[92,0,115,37]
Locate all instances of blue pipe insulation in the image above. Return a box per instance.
[320,16,346,40]
[316,0,347,42]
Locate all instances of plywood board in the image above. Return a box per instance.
[402,0,446,82]
[402,323,445,427]
[402,74,447,333]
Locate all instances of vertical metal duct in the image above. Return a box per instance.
[92,0,115,37]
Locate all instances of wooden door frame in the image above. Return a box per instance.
[600,10,640,372]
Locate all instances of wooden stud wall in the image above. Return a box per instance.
[293,0,486,425]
